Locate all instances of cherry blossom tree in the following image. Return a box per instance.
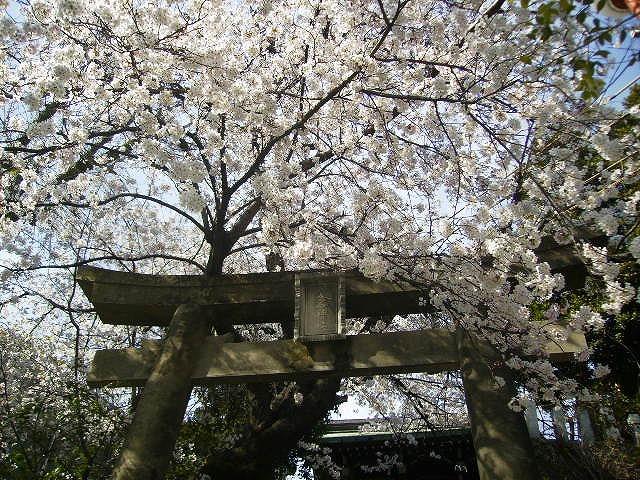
[1,0,639,477]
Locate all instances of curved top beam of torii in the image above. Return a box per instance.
[76,232,604,328]
[77,267,421,327]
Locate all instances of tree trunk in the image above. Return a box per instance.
[112,304,210,480]
[200,377,342,479]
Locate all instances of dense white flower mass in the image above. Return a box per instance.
[1,0,639,463]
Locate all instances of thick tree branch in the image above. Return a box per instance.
[3,253,207,273]
[200,377,342,480]
[227,72,360,198]
[37,193,207,234]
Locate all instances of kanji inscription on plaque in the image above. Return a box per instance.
[294,272,345,341]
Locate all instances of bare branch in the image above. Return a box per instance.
[37,193,207,234]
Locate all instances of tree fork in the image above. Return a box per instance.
[200,377,342,479]
[112,304,210,480]
[456,327,539,480]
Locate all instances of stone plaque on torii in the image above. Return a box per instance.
[79,241,590,480]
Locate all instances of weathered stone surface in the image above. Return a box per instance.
[294,272,346,341]
[531,229,606,290]
[89,328,585,388]
[76,233,599,328]
[90,330,457,387]
[77,267,421,326]
[456,328,540,480]
[539,325,588,361]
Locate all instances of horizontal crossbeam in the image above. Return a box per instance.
[77,232,595,327]
[88,328,587,387]
[77,268,422,326]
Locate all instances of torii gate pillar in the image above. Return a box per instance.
[457,328,539,480]
[112,304,210,480]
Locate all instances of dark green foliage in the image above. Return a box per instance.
[624,83,640,110]
[166,384,262,479]
[520,0,638,101]
[533,439,640,480]
[0,386,127,480]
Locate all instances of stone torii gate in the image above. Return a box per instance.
[79,242,589,480]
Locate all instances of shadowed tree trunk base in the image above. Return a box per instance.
[200,377,342,479]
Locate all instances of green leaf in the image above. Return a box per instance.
[598,31,612,44]
[578,74,605,101]
[537,2,559,24]
[572,57,584,68]
[560,0,573,14]
[520,0,530,7]
[576,9,587,23]
[520,54,533,64]
[541,25,553,41]
[596,0,606,11]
